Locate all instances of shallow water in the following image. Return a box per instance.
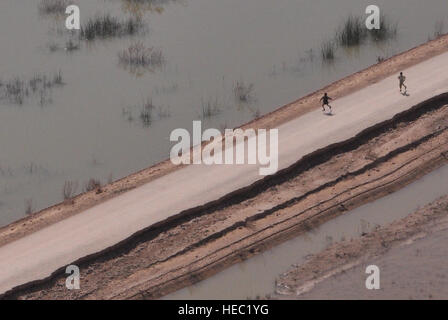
[0,0,447,225]
[165,164,448,300]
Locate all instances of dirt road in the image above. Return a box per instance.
[1,49,448,296]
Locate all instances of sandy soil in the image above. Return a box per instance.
[4,96,448,299]
[1,34,448,248]
[276,194,448,300]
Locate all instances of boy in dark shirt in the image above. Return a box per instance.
[398,72,407,93]
[320,92,332,112]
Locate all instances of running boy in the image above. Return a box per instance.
[320,92,332,112]
[398,72,407,93]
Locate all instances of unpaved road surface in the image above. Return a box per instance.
[2,39,448,297]
[277,194,448,300]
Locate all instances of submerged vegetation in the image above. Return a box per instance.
[63,180,78,201]
[120,0,179,16]
[200,97,222,119]
[122,0,178,5]
[46,38,80,54]
[368,14,398,42]
[430,19,446,40]
[233,81,254,102]
[336,14,397,47]
[275,13,399,73]
[38,0,69,15]
[434,20,445,38]
[118,42,165,75]
[0,71,65,106]
[80,14,144,41]
[321,40,336,62]
[119,42,165,67]
[122,97,171,127]
[316,13,398,63]
[139,99,154,127]
[84,178,102,193]
[61,178,103,202]
[337,13,397,46]
[337,15,366,47]
[25,199,33,215]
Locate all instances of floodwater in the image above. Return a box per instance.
[0,0,447,225]
[166,164,448,300]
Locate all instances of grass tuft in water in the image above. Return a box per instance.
[63,180,78,200]
[337,15,367,47]
[233,81,254,102]
[80,14,144,41]
[368,14,398,42]
[38,0,69,15]
[0,71,64,106]
[200,97,221,119]
[432,19,445,39]
[84,178,102,192]
[321,40,336,61]
[138,98,155,127]
[118,42,165,67]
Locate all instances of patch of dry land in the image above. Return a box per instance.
[1,35,448,300]
[276,194,448,300]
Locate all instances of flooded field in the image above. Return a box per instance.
[166,164,448,300]
[0,0,447,225]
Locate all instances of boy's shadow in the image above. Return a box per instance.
[401,90,410,97]
[324,111,334,116]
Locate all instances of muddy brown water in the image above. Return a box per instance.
[0,0,447,225]
[165,164,448,299]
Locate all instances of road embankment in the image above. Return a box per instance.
[3,92,448,300]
